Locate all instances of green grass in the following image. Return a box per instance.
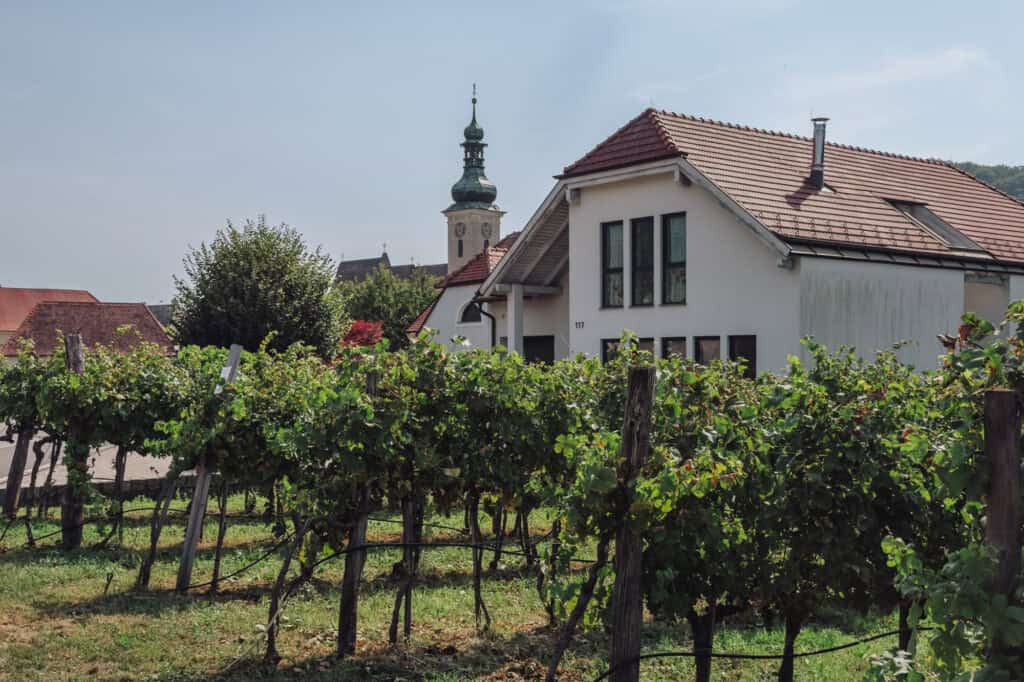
[0,496,908,681]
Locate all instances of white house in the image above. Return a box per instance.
[413,104,1024,372]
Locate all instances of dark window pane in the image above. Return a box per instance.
[601,339,620,362]
[602,222,624,308]
[665,267,686,304]
[638,338,655,354]
[604,223,623,269]
[633,270,653,305]
[663,213,687,304]
[460,303,481,323]
[728,335,757,378]
[604,272,623,307]
[632,217,654,306]
[662,337,687,358]
[695,336,720,365]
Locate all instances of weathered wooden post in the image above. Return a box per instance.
[60,333,87,550]
[337,372,378,657]
[3,426,34,518]
[609,366,655,682]
[175,344,241,592]
[984,388,1021,657]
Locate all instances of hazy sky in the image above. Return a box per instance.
[2,0,1022,302]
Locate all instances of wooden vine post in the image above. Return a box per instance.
[60,333,87,550]
[983,389,1021,657]
[609,366,655,682]
[175,343,242,592]
[337,372,378,657]
[3,426,33,518]
[545,365,654,682]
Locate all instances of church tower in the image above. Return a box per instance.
[444,87,504,274]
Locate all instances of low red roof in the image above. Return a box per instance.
[0,288,98,332]
[439,232,520,287]
[561,109,1024,263]
[406,293,440,334]
[406,233,521,334]
[2,302,174,356]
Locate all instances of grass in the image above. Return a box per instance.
[0,494,908,681]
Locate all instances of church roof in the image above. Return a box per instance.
[335,252,445,282]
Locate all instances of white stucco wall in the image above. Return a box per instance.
[964,279,1009,327]
[1010,275,1024,305]
[421,284,493,351]
[488,272,571,360]
[799,258,963,369]
[565,172,801,372]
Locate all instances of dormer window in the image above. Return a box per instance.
[886,199,985,252]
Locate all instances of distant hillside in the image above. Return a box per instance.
[956,162,1024,200]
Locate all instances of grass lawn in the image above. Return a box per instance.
[0,494,908,681]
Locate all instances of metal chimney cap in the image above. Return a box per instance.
[811,116,830,124]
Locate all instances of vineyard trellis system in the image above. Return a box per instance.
[2,314,1023,681]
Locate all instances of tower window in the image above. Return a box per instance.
[458,239,464,258]
[484,239,489,250]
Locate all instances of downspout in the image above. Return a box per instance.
[471,293,497,348]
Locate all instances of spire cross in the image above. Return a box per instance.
[472,83,477,119]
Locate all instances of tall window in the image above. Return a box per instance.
[458,240,464,258]
[728,335,757,378]
[601,222,624,307]
[695,336,720,365]
[662,213,687,304]
[631,217,654,306]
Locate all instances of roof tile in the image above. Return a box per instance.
[561,109,1024,263]
[2,302,174,356]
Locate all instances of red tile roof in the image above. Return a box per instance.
[561,108,1024,263]
[438,232,521,287]
[2,302,174,356]
[0,288,98,333]
[406,293,440,334]
[406,233,521,334]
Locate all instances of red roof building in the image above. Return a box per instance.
[2,301,174,357]
[559,108,1024,263]
[0,288,98,345]
[474,108,1024,370]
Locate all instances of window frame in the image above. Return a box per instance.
[630,217,655,307]
[662,212,687,305]
[661,336,687,359]
[728,334,757,378]
[601,221,624,308]
[457,301,484,325]
[694,335,721,365]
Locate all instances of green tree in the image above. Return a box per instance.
[172,216,345,358]
[956,162,1024,200]
[337,264,439,350]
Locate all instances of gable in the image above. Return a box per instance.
[559,108,1024,266]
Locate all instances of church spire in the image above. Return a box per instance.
[450,84,497,210]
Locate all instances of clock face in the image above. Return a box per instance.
[454,222,467,238]
[481,222,493,239]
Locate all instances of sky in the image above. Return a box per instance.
[2,0,1022,303]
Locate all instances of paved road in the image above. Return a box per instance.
[0,439,169,488]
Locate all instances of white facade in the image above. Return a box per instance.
[466,162,1024,372]
[565,173,801,371]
